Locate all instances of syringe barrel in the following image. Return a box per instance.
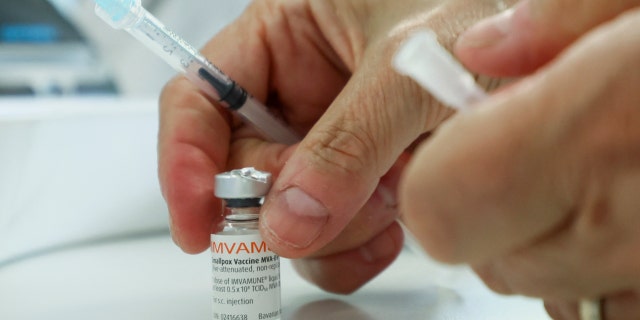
[95,0,300,144]
[97,1,241,102]
[95,0,143,29]
[237,97,301,145]
[96,1,212,78]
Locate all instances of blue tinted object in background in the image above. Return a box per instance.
[0,24,59,43]
[0,0,117,95]
[0,0,84,43]
[94,0,138,24]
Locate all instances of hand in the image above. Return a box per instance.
[455,0,640,77]
[158,0,513,293]
[400,4,640,320]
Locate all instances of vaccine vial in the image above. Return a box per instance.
[212,168,281,320]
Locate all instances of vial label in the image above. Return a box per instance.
[211,234,281,320]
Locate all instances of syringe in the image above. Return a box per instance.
[94,0,300,145]
[393,30,488,111]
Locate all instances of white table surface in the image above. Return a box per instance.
[0,234,551,320]
[0,98,168,263]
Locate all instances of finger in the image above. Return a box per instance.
[259,0,519,258]
[310,154,408,258]
[399,75,569,265]
[258,37,449,258]
[544,300,579,320]
[212,1,349,136]
[604,291,640,320]
[248,140,405,293]
[454,0,640,77]
[159,77,231,253]
[545,292,640,320]
[400,8,640,265]
[459,10,640,300]
[228,142,405,260]
[161,0,363,253]
[208,0,408,258]
[292,222,404,294]
[471,239,629,301]
[471,166,640,300]
[159,5,275,253]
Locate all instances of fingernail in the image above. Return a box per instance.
[457,7,515,49]
[359,232,398,263]
[262,187,329,249]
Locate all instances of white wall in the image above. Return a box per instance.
[0,98,165,264]
[0,0,252,264]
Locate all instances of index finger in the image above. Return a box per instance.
[158,6,275,253]
[158,77,231,253]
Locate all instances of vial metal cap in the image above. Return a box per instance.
[215,167,272,199]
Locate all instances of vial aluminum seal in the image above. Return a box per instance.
[215,167,272,199]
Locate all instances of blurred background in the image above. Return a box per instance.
[0,0,251,96]
[0,0,249,277]
[0,1,253,318]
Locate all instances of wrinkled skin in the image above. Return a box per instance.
[158,0,515,294]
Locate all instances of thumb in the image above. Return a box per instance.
[259,45,446,258]
[454,0,640,77]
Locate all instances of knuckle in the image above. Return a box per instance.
[305,119,376,176]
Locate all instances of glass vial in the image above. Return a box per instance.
[211,168,281,320]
